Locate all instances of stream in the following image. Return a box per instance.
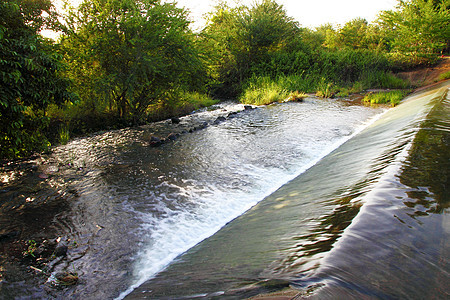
[0,81,448,299]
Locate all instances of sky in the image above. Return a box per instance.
[43,0,398,38]
[173,0,399,29]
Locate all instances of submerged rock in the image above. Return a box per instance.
[166,133,179,141]
[53,245,68,257]
[227,111,238,118]
[149,136,164,147]
[171,117,181,124]
[213,116,227,125]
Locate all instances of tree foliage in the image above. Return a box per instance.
[61,0,206,123]
[201,0,300,96]
[1,0,448,159]
[0,0,71,158]
[378,0,450,64]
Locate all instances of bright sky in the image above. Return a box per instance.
[44,0,398,38]
[175,0,399,29]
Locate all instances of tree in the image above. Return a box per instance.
[62,0,206,122]
[201,0,300,96]
[0,0,71,158]
[378,0,450,63]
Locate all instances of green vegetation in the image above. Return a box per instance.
[23,240,38,258]
[1,0,449,159]
[363,90,410,106]
[439,71,450,81]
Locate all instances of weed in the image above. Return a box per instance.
[286,91,308,102]
[23,240,37,258]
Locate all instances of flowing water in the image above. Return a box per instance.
[0,81,448,299]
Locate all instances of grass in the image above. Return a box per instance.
[363,90,409,107]
[240,75,314,105]
[23,240,37,258]
[146,91,219,121]
[360,70,409,89]
[240,76,287,105]
[439,71,450,81]
[240,85,288,105]
[315,78,334,98]
[58,125,70,145]
[178,91,219,110]
[286,91,308,102]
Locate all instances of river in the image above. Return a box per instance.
[0,81,448,299]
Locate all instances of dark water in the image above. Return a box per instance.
[0,81,448,299]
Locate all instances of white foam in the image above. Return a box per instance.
[116,110,387,300]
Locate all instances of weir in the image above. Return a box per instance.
[125,81,449,299]
[1,82,448,300]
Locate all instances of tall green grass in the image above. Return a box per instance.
[58,125,70,145]
[359,70,410,89]
[240,75,317,105]
[439,71,450,81]
[363,90,409,107]
[315,77,334,98]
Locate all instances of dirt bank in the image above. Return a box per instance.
[396,56,450,87]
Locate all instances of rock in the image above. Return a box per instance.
[227,111,238,118]
[171,117,181,124]
[149,136,163,147]
[213,116,227,125]
[244,105,254,110]
[166,133,178,141]
[194,122,208,131]
[53,245,68,257]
